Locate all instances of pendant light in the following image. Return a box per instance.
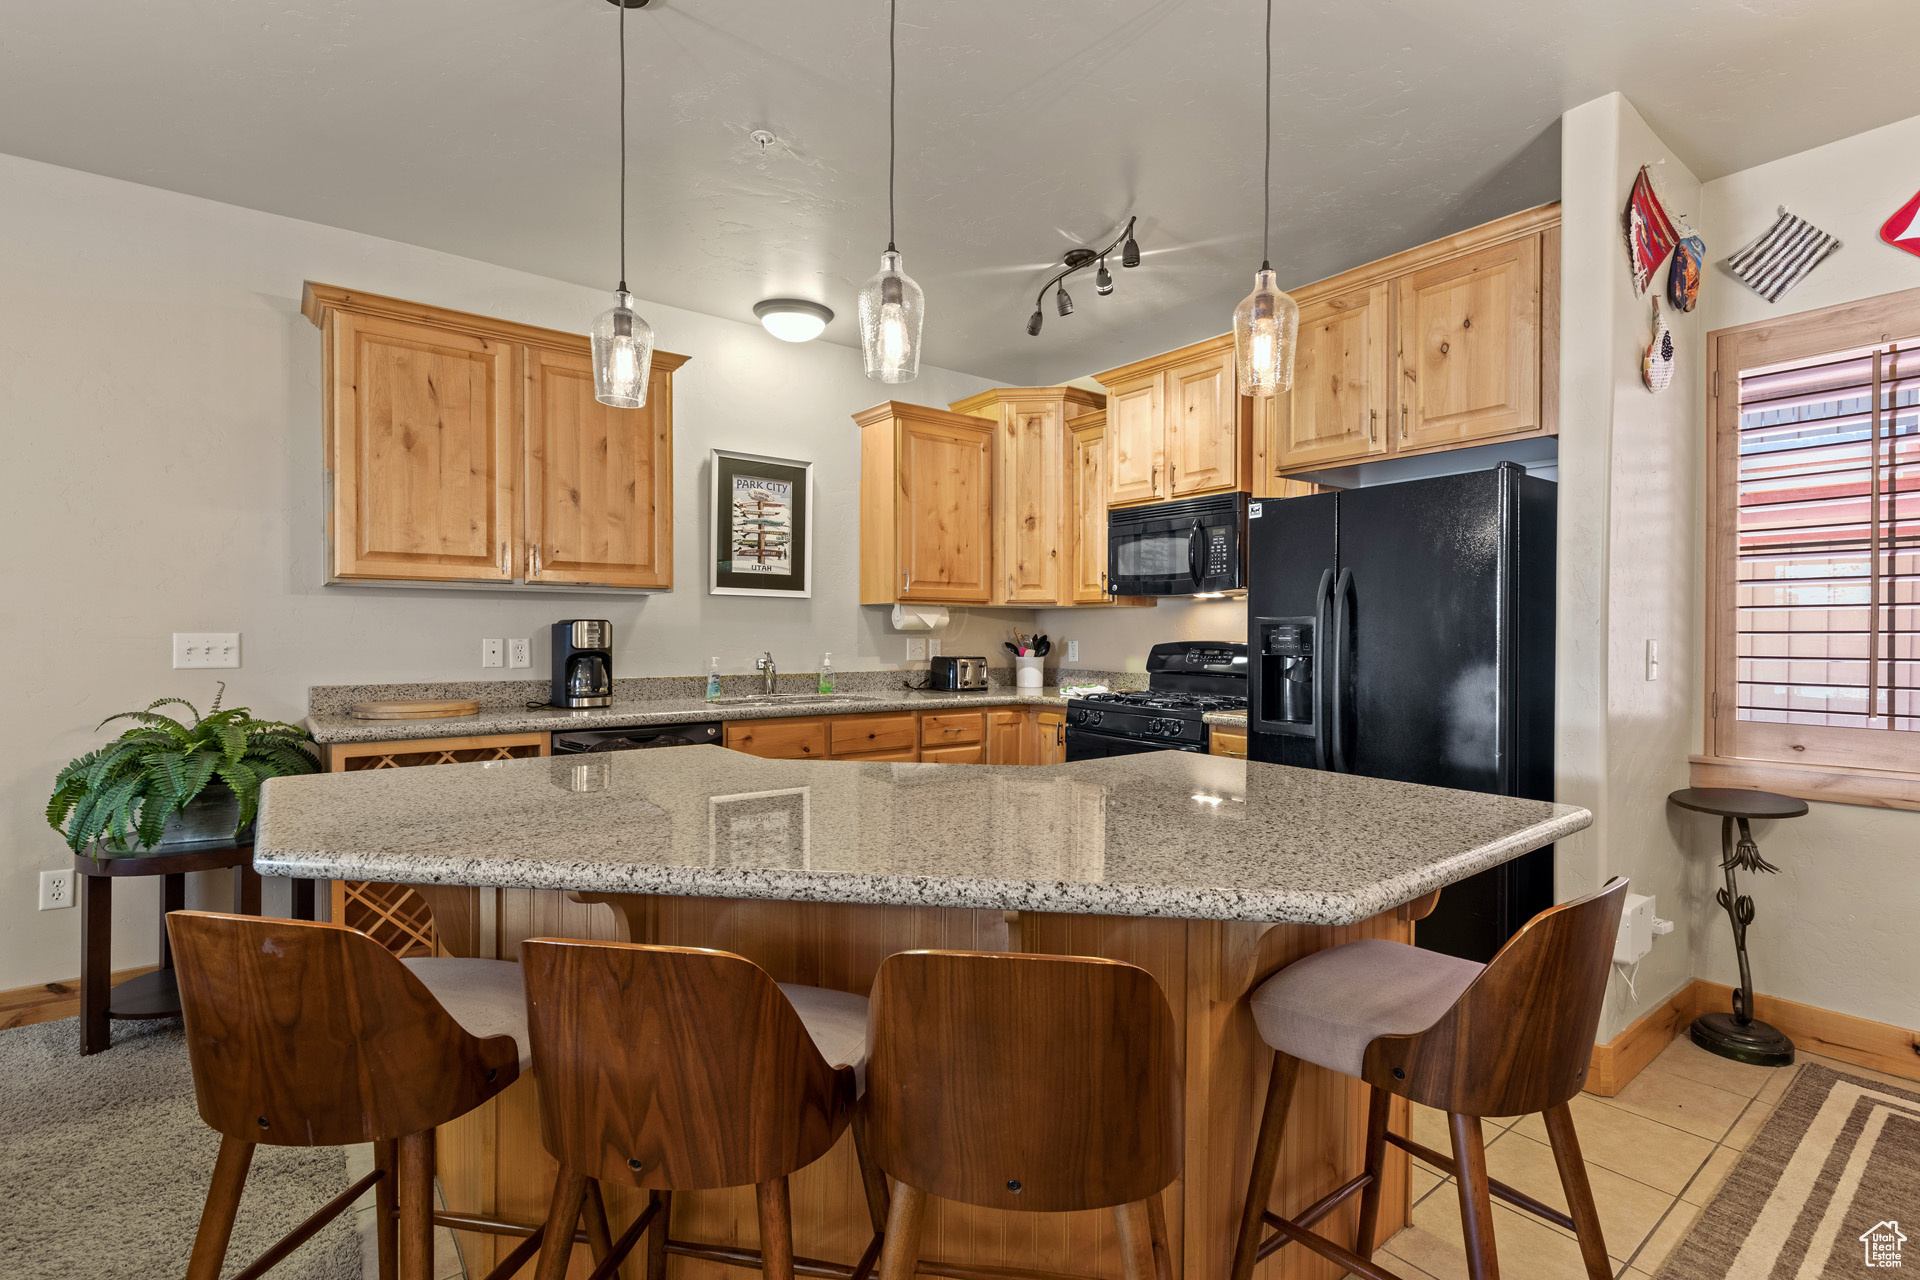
[591,0,655,408]
[858,0,923,383]
[1232,0,1298,396]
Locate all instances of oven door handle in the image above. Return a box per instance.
[1312,569,1334,771]
[1187,520,1203,588]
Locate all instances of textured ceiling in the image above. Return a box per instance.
[3,0,1917,384]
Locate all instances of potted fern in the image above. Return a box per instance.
[47,685,319,857]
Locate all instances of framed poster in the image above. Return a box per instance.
[708,787,811,869]
[709,449,813,597]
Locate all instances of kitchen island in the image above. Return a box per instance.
[256,749,1588,1280]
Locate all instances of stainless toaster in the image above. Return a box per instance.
[929,656,989,691]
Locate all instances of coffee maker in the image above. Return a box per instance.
[551,620,613,708]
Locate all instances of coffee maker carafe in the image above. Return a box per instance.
[551,620,613,708]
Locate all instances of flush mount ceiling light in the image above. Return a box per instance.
[590,0,657,407]
[1025,217,1141,338]
[1231,0,1298,396]
[754,298,835,342]
[858,0,923,383]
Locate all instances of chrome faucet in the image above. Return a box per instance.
[756,651,777,695]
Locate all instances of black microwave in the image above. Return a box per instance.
[1107,492,1250,596]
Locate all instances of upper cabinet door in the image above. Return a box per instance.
[327,311,516,582]
[1167,347,1243,497]
[1069,418,1110,604]
[898,415,994,603]
[1397,235,1540,449]
[522,345,673,589]
[1105,374,1164,505]
[1269,282,1391,471]
[998,401,1065,604]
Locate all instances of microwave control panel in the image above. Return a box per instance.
[1204,529,1232,578]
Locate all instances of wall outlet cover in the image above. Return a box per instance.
[173,632,240,669]
[39,869,75,911]
[507,638,531,669]
[1614,892,1657,965]
[1067,640,1079,662]
[905,639,928,662]
[481,638,504,668]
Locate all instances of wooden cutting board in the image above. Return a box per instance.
[347,699,482,721]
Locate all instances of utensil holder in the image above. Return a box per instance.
[1014,655,1045,689]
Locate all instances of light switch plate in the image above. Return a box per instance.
[1067,640,1079,663]
[905,639,928,662]
[507,638,531,669]
[1645,639,1659,681]
[481,638,504,668]
[928,639,942,658]
[173,633,240,669]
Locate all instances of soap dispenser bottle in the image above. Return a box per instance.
[818,653,834,696]
[705,657,722,703]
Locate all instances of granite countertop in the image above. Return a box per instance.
[255,748,1590,925]
[305,688,1072,745]
[1203,710,1248,729]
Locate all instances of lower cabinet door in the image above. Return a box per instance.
[987,709,1027,764]
[829,713,918,758]
[723,718,829,759]
[1034,711,1067,765]
[922,742,987,764]
[1209,727,1249,758]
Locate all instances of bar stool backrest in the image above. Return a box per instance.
[1360,877,1629,1117]
[520,938,857,1192]
[167,910,520,1147]
[865,950,1181,1215]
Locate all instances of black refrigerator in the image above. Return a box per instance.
[1247,461,1556,962]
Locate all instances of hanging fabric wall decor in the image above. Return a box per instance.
[1623,166,1678,295]
[1643,300,1675,393]
[1668,232,1706,312]
[1880,189,1920,259]
[1726,206,1841,303]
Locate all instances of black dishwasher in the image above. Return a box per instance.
[551,723,722,752]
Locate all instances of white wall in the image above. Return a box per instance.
[1556,94,1706,1039]
[0,152,1007,991]
[1692,114,1920,1031]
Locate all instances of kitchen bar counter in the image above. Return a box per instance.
[255,748,1585,925]
[304,686,1071,745]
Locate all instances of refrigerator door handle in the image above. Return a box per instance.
[1330,567,1355,773]
[1312,568,1334,770]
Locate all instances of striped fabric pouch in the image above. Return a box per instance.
[1726,208,1841,303]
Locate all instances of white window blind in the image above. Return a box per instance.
[1735,344,1917,732]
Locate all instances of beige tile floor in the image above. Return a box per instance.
[1366,1037,1917,1280]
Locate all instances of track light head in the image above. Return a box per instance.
[1027,309,1044,337]
[1095,260,1114,295]
[1121,234,1141,268]
[1056,285,1073,317]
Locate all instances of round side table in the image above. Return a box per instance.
[1668,787,1808,1067]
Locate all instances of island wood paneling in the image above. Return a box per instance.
[439,893,1411,1280]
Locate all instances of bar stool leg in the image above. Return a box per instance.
[583,1178,623,1278]
[398,1128,436,1280]
[1448,1113,1500,1280]
[186,1135,254,1280]
[644,1191,673,1280]
[536,1168,591,1280]
[1543,1104,1611,1280]
[1114,1200,1157,1280]
[877,1182,928,1280]
[374,1139,400,1280]
[1229,1051,1301,1280]
[1354,1084,1392,1260]
[1146,1194,1172,1280]
[757,1176,796,1280]
[852,1108,892,1233]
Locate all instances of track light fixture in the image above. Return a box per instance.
[1023,216,1141,339]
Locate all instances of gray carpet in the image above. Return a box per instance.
[0,1015,363,1280]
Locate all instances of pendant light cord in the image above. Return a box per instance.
[1260,0,1272,272]
[618,0,629,293]
[887,0,898,253]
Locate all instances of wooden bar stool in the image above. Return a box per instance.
[1228,878,1629,1280]
[168,910,528,1280]
[865,950,1182,1280]
[520,937,882,1280]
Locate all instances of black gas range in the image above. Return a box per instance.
[1065,642,1247,760]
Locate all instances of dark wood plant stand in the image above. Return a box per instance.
[1668,787,1808,1067]
[76,844,315,1055]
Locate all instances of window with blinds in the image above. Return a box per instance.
[1723,337,1918,761]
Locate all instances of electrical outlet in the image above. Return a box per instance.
[481,638,504,668]
[39,869,74,911]
[173,633,240,669]
[905,639,928,662]
[1067,640,1079,663]
[927,639,942,658]
[507,638,531,669]
[1645,639,1660,681]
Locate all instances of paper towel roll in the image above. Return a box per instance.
[890,604,950,631]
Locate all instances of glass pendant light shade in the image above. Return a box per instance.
[859,249,923,384]
[1233,267,1298,395]
[592,289,655,408]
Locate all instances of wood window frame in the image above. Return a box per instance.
[1696,284,1920,811]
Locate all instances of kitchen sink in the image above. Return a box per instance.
[709,693,882,706]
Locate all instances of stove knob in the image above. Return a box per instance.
[1069,709,1086,725]
[1089,710,1104,726]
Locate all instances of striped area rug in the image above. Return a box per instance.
[1657,1064,1920,1278]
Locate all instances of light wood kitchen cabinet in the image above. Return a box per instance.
[1264,282,1392,472]
[1209,726,1248,758]
[1068,412,1114,603]
[1032,709,1067,765]
[856,402,996,605]
[522,343,676,588]
[987,708,1026,765]
[724,718,829,760]
[921,710,987,749]
[1094,334,1253,507]
[922,742,988,764]
[304,283,686,589]
[829,712,918,758]
[1397,234,1542,449]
